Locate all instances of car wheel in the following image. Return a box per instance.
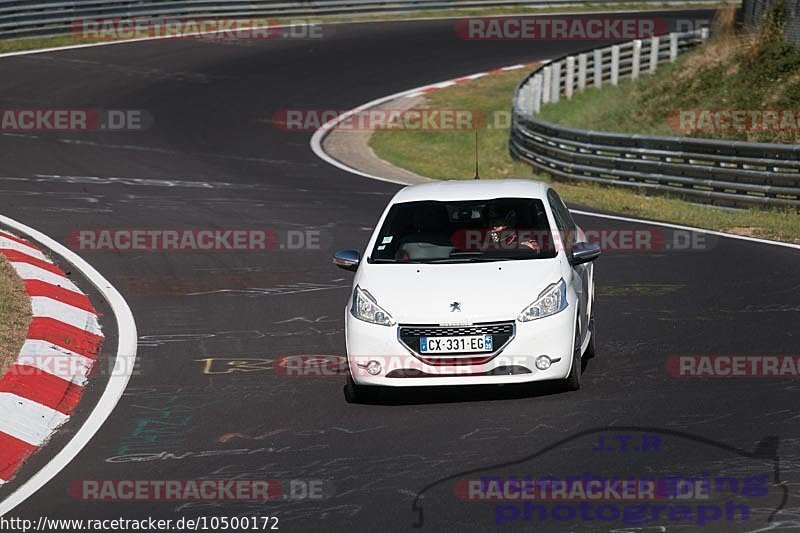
[585,309,596,359]
[563,320,582,391]
[344,374,379,403]
[344,374,363,403]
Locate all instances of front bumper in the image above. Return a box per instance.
[345,308,575,387]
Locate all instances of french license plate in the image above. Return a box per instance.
[419,335,493,354]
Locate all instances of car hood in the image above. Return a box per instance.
[355,259,564,324]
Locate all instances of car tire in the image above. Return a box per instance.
[585,310,596,359]
[344,374,363,403]
[344,374,379,403]
[563,320,582,391]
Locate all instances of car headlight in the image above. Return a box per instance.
[518,279,568,322]
[351,285,395,326]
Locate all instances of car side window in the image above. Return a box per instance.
[547,188,576,253]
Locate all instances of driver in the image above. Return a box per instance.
[486,205,540,252]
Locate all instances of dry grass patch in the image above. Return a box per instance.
[0,254,31,377]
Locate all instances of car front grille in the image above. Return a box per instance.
[398,321,515,364]
[400,323,514,338]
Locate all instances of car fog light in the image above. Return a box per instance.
[535,356,552,371]
[367,360,382,375]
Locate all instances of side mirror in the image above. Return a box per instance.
[333,249,361,271]
[571,242,601,265]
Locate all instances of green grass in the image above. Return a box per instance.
[0,34,89,54]
[371,72,535,180]
[0,2,726,55]
[538,8,800,143]
[369,67,800,243]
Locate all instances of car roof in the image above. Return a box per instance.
[390,179,552,204]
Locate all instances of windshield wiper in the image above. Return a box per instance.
[371,258,427,264]
[372,256,531,264]
[428,256,521,263]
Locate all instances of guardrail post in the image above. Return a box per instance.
[610,45,620,86]
[518,84,530,114]
[631,39,642,79]
[577,53,587,91]
[565,56,575,99]
[531,74,543,114]
[649,36,659,73]
[593,49,603,88]
[551,62,561,103]
[542,66,551,104]
[700,27,710,41]
[669,32,678,61]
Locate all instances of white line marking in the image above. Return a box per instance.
[0,215,137,517]
[0,238,49,262]
[10,262,81,293]
[30,297,102,336]
[310,63,800,251]
[18,340,93,386]
[0,394,70,447]
[569,210,800,250]
[311,84,430,185]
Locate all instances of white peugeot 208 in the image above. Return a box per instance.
[333,179,600,402]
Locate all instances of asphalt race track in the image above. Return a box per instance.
[1,9,799,531]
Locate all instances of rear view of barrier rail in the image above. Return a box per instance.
[510,29,800,208]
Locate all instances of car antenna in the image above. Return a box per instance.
[473,130,480,180]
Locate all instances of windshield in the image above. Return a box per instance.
[369,198,558,263]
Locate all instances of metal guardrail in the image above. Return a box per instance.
[510,30,800,208]
[0,0,719,39]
